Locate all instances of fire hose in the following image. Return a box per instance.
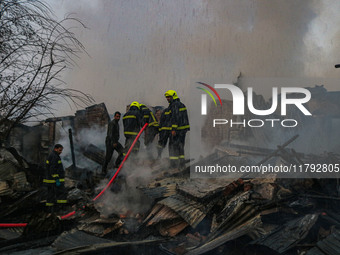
[0,123,148,227]
[92,123,148,201]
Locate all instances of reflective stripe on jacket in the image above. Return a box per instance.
[159,107,172,132]
[140,105,159,127]
[123,106,142,136]
[168,98,190,131]
[45,150,64,183]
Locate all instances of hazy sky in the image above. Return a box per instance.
[46,0,340,116]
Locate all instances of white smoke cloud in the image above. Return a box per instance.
[94,161,154,217]
[43,0,340,161]
[43,0,340,117]
[55,124,106,170]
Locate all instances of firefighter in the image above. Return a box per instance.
[123,101,142,159]
[164,90,190,168]
[140,103,159,159]
[157,106,171,159]
[43,144,67,212]
[102,111,124,175]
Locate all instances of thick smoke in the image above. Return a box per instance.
[94,161,154,217]
[56,125,106,171]
[46,0,340,117]
[46,1,340,167]
[56,122,155,216]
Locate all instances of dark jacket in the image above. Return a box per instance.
[159,106,172,132]
[168,98,190,131]
[123,106,142,136]
[106,119,120,144]
[44,150,64,183]
[140,104,159,128]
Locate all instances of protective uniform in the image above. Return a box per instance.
[123,101,142,158]
[140,104,159,158]
[164,90,190,168]
[157,107,171,158]
[43,150,67,211]
[102,117,124,174]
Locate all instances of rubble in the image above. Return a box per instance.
[0,100,339,254]
[306,229,340,255]
[0,139,339,254]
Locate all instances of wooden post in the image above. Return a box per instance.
[68,128,76,168]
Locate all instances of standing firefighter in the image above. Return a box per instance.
[102,111,124,175]
[164,90,190,168]
[123,101,142,159]
[140,103,159,159]
[157,106,171,159]
[43,144,67,212]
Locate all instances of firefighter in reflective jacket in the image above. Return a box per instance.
[123,101,142,158]
[157,106,171,159]
[140,103,159,159]
[164,90,190,168]
[43,144,67,212]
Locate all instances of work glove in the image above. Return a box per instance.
[55,179,61,187]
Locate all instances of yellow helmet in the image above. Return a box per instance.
[164,90,178,99]
[130,101,140,109]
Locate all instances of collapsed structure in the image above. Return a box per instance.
[0,86,339,254]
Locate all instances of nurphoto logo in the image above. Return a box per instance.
[198,83,312,128]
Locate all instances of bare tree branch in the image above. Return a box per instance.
[0,0,94,143]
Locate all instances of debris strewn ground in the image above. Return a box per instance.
[0,138,340,254]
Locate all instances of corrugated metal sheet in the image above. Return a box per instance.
[139,177,183,199]
[53,229,112,251]
[13,171,26,182]
[143,204,162,223]
[0,181,12,196]
[0,161,18,181]
[54,234,164,254]
[0,227,23,240]
[140,185,177,199]
[254,213,319,254]
[216,191,251,224]
[186,215,262,255]
[159,220,189,237]
[158,194,207,228]
[306,229,340,255]
[13,171,27,190]
[177,178,231,200]
[147,206,179,226]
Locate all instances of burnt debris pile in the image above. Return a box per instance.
[0,85,340,254]
[0,140,339,255]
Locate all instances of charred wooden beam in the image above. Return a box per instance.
[83,144,105,165]
[257,135,299,165]
[68,129,76,168]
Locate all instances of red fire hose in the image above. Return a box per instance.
[0,223,27,227]
[0,123,148,227]
[92,123,148,201]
